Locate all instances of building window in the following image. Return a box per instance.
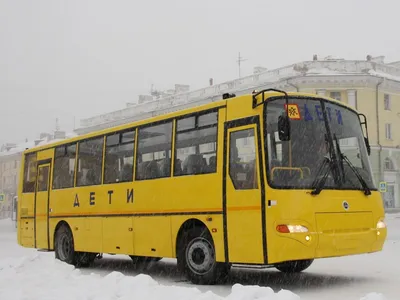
[384,158,395,171]
[384,94,391,111]
[383,185,395,208]
[53,144,77,189]
[347,90,357,109]
[23,153,37,193]
[385,123,392,140]
[174,111,218,176]
[136,122,173,180]
[76,137,104,186]
[330,91,341,101]
[104,129,135,184]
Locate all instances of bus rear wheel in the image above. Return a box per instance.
[54,224,96,267]
[55,224,77,265]
[275,259,314,273]
[178,227,230,285]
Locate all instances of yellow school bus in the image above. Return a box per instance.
[17,89,387,284]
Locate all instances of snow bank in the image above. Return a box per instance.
[0,218,392,300]
[0,253,300,300]
[0,252,390,300]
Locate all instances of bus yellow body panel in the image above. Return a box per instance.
[17,91,386,282]
[265,189,386,263]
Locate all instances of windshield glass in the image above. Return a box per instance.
[328,104,375,189]
[265,97,375,190]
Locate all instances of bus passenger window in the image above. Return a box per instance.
[229,129,258,190]
[104,130,135,184]
[53,144,76,189]
[76,137,104,186]
[175,111,218,176]
[23,153,37,193]
[136,122,172,180]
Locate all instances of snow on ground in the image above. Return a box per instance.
[1,215,399,300]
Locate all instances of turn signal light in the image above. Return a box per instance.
[276,225,290,233]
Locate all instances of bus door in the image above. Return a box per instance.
[224,119,266,264]
[34,162,51,249]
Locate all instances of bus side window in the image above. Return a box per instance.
[229,128,258,190]
[174,111,218,176]
[76,137,104,187]
[23,153,37,193]
[135,122,172,180]
[53,144,76,189]
[104,130,135,184]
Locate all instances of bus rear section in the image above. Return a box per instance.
[262,94,387,266]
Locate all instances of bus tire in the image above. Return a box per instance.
[178,227,229,285]
[275,259,314,273]
[54,224,77,265]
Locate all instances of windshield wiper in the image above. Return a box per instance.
[333,135,371,196]
[310,156,332,195]
[333,134,346,185]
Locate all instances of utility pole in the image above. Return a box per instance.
[237,52,247,78]
[55,118,60,131]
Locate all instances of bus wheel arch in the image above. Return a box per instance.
[175,219,207,257]
[175,219,229,285]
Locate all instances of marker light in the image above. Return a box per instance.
[276,224,309,233]
[377,220,386,229]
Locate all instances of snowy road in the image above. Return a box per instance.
[1,215,399,300]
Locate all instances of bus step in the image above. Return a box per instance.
[232,264,274,270]
[37,249,54,252]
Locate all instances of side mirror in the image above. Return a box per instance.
[278,115,291,141]
[364,137,371,156]
[358,114,371,156]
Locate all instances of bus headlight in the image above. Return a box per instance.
[276,224,309,233]
[377,220,386,229]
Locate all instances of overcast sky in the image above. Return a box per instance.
[1,0,399,146]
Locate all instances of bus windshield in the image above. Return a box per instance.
[265,97,375,191]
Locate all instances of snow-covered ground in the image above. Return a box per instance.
[1,215,399,300]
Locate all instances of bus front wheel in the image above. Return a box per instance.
[178,227,230,285]
[275,259,314,273]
